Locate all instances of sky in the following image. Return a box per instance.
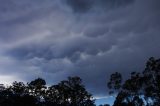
[0,0,160,105]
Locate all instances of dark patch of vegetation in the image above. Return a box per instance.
[0,76,95,106]
[108,57,160,106]
[0,57,159,106]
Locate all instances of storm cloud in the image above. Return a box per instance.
[0,0,160,98]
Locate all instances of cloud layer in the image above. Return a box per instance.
[0,0,160,97]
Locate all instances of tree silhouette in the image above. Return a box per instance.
[0,82,36,106]
[10,81,26,95]
[0,76,95,106]
[45,76,95,106]
[28,78,46,97]
[108,57,160,106]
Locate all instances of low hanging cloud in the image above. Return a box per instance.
[0,0,160,97]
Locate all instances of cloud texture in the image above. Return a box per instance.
[0,0,160,97]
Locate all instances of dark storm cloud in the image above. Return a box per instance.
[65,0,134,13]
[0,0,160,98]
[7,35,116,62]
[65,0,93,13]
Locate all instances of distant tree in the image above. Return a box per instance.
[28,78,46,98]
[107,57,160,106]
[142,57,160,106]
[0,76,95,106]
[10,81,26,95]
[107,72,122,94]
[108,72,145,106]
[45,76,95,106]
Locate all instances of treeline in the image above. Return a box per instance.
[0,77,95,106]
[0,57,160,106]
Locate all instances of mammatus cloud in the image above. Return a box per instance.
[0,0,160,99]
[65,0,134,13]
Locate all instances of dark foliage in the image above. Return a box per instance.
[108,57,160,106]
[1,57,159,106]
[0,77,95,106]
[99,104,110,106]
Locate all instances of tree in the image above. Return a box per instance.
[0,83,36,106]
[107,72,122,94]
[0,76,95,106]
[28,78,46,98]
[10,81,26,95]
[142,57,160,106]
[107,57,160,106]
[45,76,95,106]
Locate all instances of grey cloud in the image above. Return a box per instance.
[65,0,93,13]
[7,34,116,62]
[65,0,135,13]
[84,25,109,37]
[0,0,160,97]
[0,0,60,42]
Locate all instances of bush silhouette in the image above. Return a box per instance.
[0,76,95,106]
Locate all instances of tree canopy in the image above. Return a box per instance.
[108,57,160,106]
[0,76,95,106]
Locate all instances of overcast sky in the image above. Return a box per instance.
[0,0,160,101]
